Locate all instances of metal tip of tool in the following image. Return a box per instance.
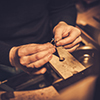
[50,38,55,43]
[51,38,65,62]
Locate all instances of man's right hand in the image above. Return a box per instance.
[9,43,56,75]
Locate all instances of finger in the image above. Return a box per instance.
[18,42,54,57]
[26,54,52,68]
[56,28,81,46]
[32,67,47,75]
[53,26,64,42]
[19,47,56,66]
[63,36,82,49]
[53,21,69,42]
[62,26,81,37]
[65,44,80,53]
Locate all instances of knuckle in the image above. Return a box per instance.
[26,63,35,68]
[18,48,23,57]
[47,50,51,54]
[66,25,73,30]
[46,42,51,45]
[55,36,61,40]
[35,54,40,60]
[20,57,27,65]
[35,45,41,52]
[55,27,62,33]
[18,47,28,56]
[44,43,53,49]
[73,27,81,35]
[43,58,48,63]
[34,55,51,68]
[48,48,55,54]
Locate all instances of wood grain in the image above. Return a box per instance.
[49,47,86,79]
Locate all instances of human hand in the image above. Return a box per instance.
[9,43,56,74]
[53,21,82,52]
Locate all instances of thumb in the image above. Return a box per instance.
[53,27,63,42]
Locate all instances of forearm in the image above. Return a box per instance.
[0,41,13,66]
[9,43,56,74]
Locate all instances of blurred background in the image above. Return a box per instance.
[76,0,100,46]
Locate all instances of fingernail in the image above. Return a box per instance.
[55,38,60,41]
[56,41,60,46]
[53,48,56,52]
[54,38,61,46]
[41,68,47,74]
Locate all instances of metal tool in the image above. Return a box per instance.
[50,38,65,62]
[0,80,14,91]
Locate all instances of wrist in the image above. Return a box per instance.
[9,46,19,66]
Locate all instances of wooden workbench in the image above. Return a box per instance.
[0,75,97,100]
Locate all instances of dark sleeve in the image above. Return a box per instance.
[0,41,13,66]
[48,0,77,28]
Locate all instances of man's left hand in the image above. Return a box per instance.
[53,21,82,52]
